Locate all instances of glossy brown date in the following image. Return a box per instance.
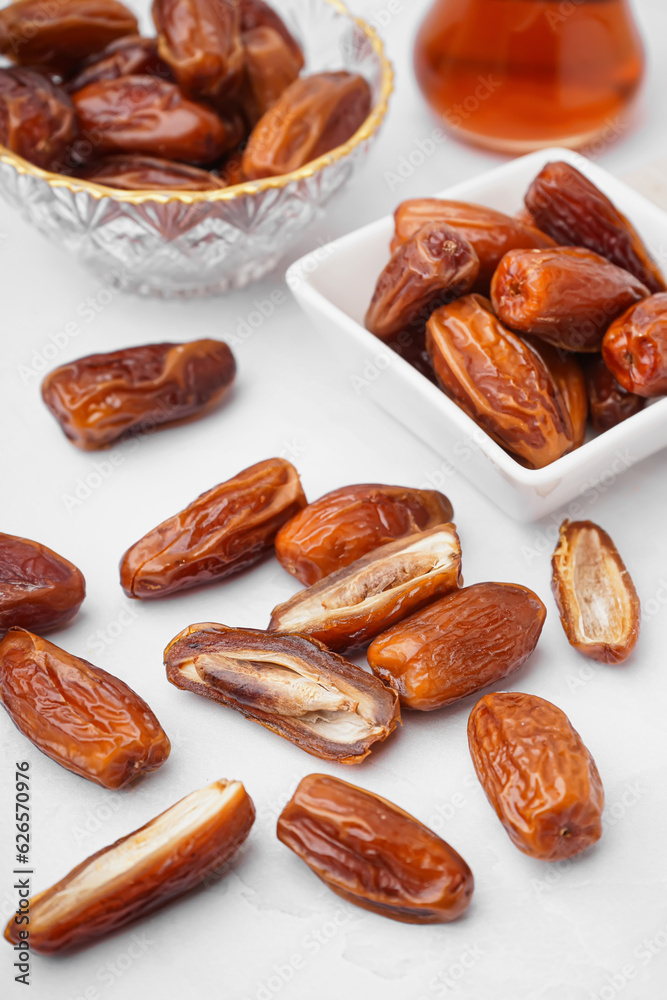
[66,35,171,92]
[164,624,400,763]
[72,76,239,164]
[0,68,77,172]
[602,293,667,397]
[275,484,454,586]
[491,247,649,353]
[468,692,604,861]
[241,72,372,180]
[586,355,645,431]
[77,154,226,190]
[552,519,640,664]
[0,534,85,636]
[0,0,139,76]
[391,199,555,292]
[240,25,302,126]
[4,779,254,953]
[426,295,574,469]
[277,774,474,924]
[0,629,170,788]
[41,339,235,449]
[365,223,479,342]
[152,0,244,99]
[120,458,306,599]
[523,337,588,449]
[269,523,462,653]
[240,0,304,67]
[525,160,666,294]
[367,582,546,711]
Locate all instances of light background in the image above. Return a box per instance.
[1,1,666,998]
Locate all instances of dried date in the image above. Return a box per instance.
[3,779,254,952]
[0,68,77,172]
[164,624,400,763]
[120,458,306,599]
[551,519,640,663]
[277,774,474,923]
[269,523,462,653]
[585,355,645,431]
[240,25,302,126]
[602,293,667,397]
[152,0,244,99]
[0,533,85,635]
[523,337,588,449]
[468,691,604,861]
[41,339,235,450]
[66,35,171,92]
[240,0,304,67]
[78,154,226,190]
[367,582,546,710]
[0,629,170,788]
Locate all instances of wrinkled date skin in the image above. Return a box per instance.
[426,295,574,469]
[602,293,667,397]
[4,779,254,953]
[78,153,226,190]
[0,534,85,636]
[525,161,666,294]
[66,35,172,92]
[277,774,474,924]
[275,484,454,586]
[391,199,555,292]
[164,624,400,763]
[41,339,236,450]
[269,524,462,653]
[367,582,546,711]
[120,458,306,599]
[240,25,302,126]
[586,355,645,431]
[523,336,588,449]
[240,0,304,66]
[242,71,372,180]
[0,68,77,172]
[552,520,640,664]
[152,0,244,99]
[365,223,479,342]
[72,76,239,163]
[0,629,170,788]
[468,692,604,861]
[0,0,138,76]
[491,247,649,353]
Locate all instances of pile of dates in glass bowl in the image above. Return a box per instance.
[0,0,392,296]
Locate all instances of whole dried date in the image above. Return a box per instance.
[275,484,454,586]
[0,68,77,172]
[468,692,604,861]
[66,35,171,92]
[0,629,170,788]
[152,0,244,99]
[426,295,574,469]
[586,355,645,431]
[551,519,640,663]
[72,76,239,163]
[525,161,665,294]
[365,223,479,342]
[120,458,306,599]
[367,582,546,710]
[240,25,302,126]
[0,0,138,76]
[269,524,462,653]
[277,774,473,923]
[491,247,648,352]
[41,339,235,450]
[164,624,400,763]
[240,0,304,67]
[242,72,372,180]
[78,154,226,190]
[391,199,555,292]
[0,533,85,635]
[602,293,667,397]
[523,337,588,449]
[4,779,254,952]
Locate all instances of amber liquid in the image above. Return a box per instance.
[414,0,645,152]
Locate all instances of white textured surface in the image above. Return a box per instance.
[0,1,666,999]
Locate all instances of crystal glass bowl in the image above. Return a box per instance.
[0,0,392,297]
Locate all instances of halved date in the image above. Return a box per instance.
[0,629,170,788]
[602,293,667,397]
[66,35,171,92]
[585,355,645,431]
[153,0,244,99]
[269,524,461,653]
[120,458,306,599]
[78,154,226,190]
[275,483,454,585]
[277,774,473,924]
[0,68,77,172]
[0,534,85,636]
[164,624,400,763]
[551,519,640,663]
[41,339,236,450]
[3,779,254,953]
[367,582,546,710]
[468,692,604,861]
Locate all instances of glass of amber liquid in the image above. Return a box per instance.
[414,0,645,153]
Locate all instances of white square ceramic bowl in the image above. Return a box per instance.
[286,147,667,521]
